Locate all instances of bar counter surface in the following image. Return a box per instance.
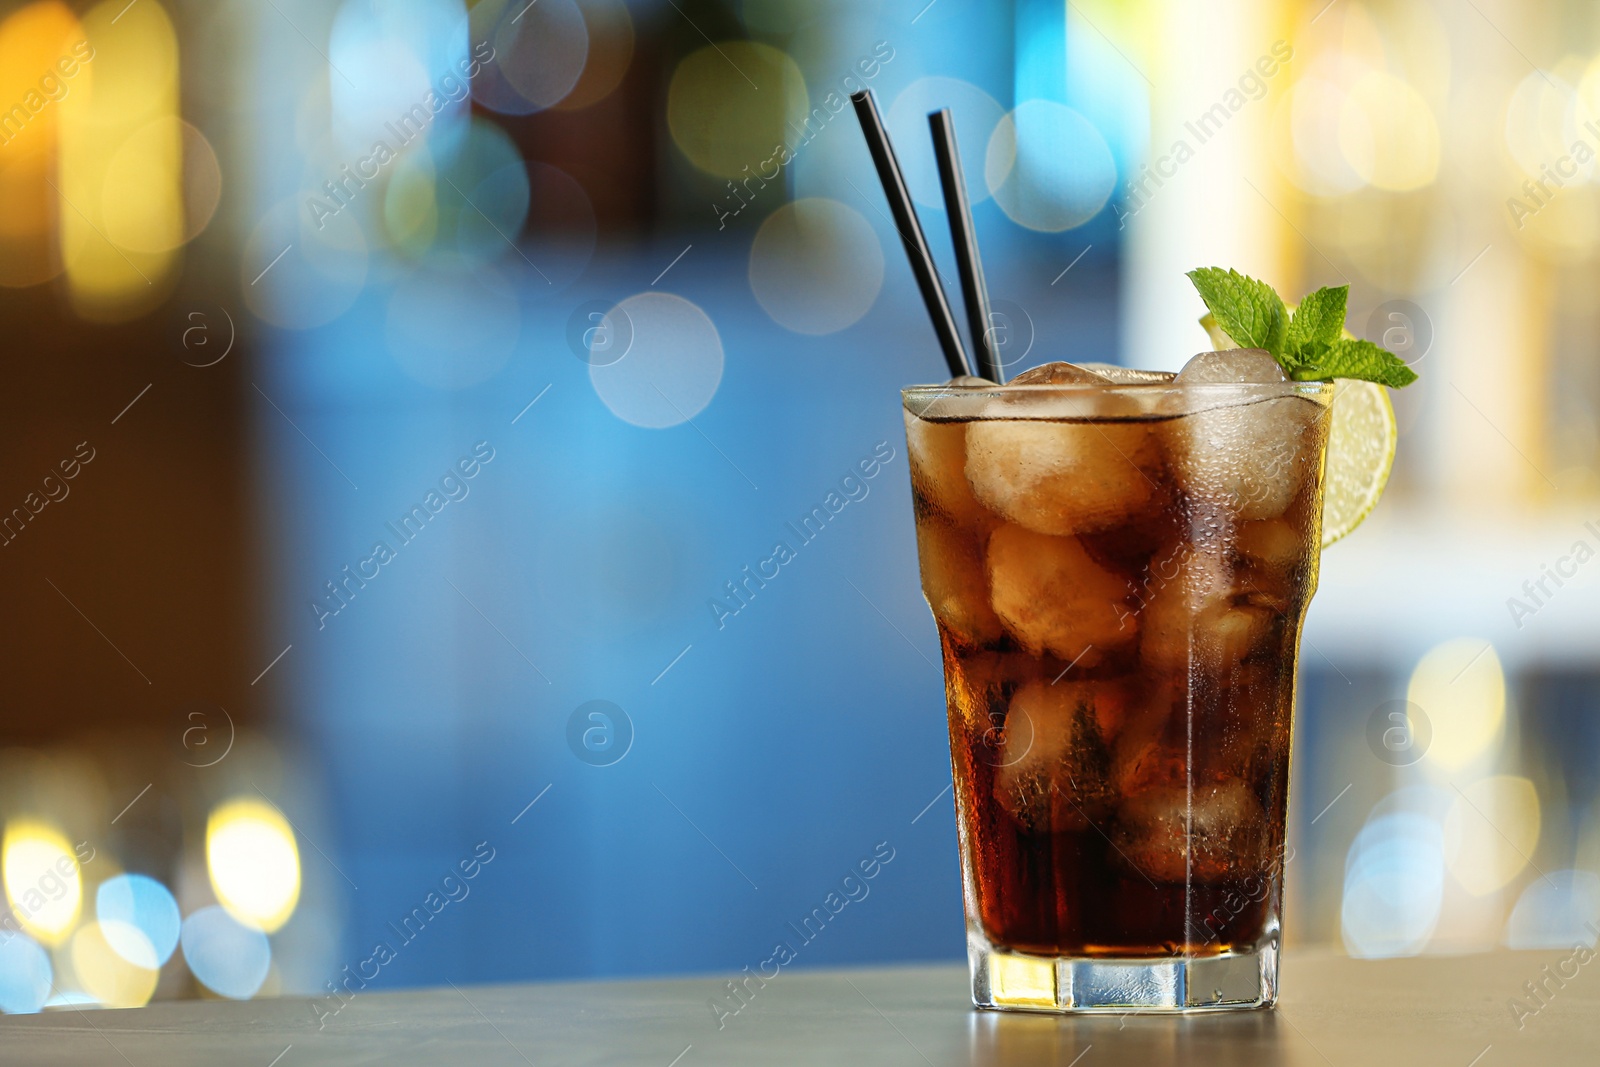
[2,949,1592,1065]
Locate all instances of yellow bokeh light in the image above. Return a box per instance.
[69,920,158,1008]
[0,0,86,287]
[1443,776,1540,896]
[206,798,301,934]
[1578,53,1600,132]
[383,147,438,257]
[1408,638,1505,771]
[2,819,82,946]
[1505,68,1585,182]
[1278,76,1367,197]
[58,0,179,320]
[101,116,221,252]
[666,41,808,179]
[1339,72,1439,191]
[101,114,181,253]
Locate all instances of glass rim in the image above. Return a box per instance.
[902,379,1336,399]
[902,378,1335,420]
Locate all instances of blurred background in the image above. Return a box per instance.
[0,0,1597,1013]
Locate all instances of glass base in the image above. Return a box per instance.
[968,926,1278,1013]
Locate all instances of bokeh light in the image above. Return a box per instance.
[100,114,182,253]
[58,0,180,319]
[241,196,369,330]
[206,798,301,934]
[68,920,158,1008]
[470,0,588,116]
[1341,809,1445,957]
[386,262,519,389]
[748,198,883,336]
[1505,70,1588,185]
[329,0,470,159]
[384,145,440,257]
[0,0,85,288]
[0,931,52,1014]
[589,292,724,429]
[96,874,180,967]
[180,905,270,1000]
[1407,639,1505,771]
[520,161,597,294]
[440,119,527,265]
[552,0,634,112]
[984,100,1116,232]
[1339,72,1439,191]
[886,77,1004,209]
[1505,870,1600,949]
[1277,77,1368,197]
[175,119,223,244]
[1442,775,1540,896]
[2,820,81,946]
[667,41,808,179]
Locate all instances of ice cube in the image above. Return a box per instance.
[1163,367,1322,521]
[1078,362,1178,385]
[1138,543,1230,670]
[986,524,1137,664]
[904,412,991,526]
[1110,682,1182,794]
[1132,534,1280,675]
[1175,348,1287,384]
[1237,518,1302,570]
[1145,599,1276,676]
[965,418,1164,536]
[992,680,1119,831]
[1008,361,1113,385]
[1114,777,1269,883]
[1206,604,1277,665]
[1235,518,1306,608]
[914,513,1004,646]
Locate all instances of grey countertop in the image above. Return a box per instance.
[1,949,1592,1065]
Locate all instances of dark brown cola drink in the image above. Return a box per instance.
[903,358,1333,1012]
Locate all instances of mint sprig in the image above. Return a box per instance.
[1185,267,1418,388]
[1186,267,1285,355]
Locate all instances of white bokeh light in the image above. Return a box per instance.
[242,197,369,330]
[1505,870,1600,949]
[469,0,588,115]
[1341,808,1445,958]
[96,874,181,967]
[748,198,883,336]
[588,292,724,429]
[329,0,470,158]
[181,906,272,1000]
[985,100,1116,232]
[886,77,1005,209]
[0,932,51,1014]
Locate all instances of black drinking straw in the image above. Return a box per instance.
[850,89,975,381]
[928,108,1003,384]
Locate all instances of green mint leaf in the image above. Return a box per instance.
[1293,338,1418,388]
[1186,267,1287,357]
[1285,285,1348,360]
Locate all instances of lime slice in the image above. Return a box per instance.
[1199,311,1232,351]
[1319,377,1397,547]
